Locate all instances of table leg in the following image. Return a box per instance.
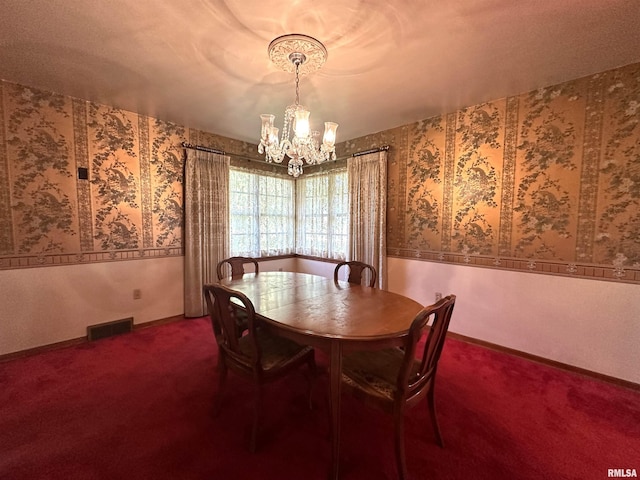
[329,339,342,480]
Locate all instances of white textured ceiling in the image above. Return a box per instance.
[1,0,640,144]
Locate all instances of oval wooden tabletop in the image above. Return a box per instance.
[221,271,423,341]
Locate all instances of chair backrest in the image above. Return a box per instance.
[398,295,456,404]
[334,261,377,288]
[216,256,259,280]
[203,283,262,372]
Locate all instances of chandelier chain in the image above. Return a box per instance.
[295,62,300,106]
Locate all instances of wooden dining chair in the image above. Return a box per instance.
[341,294,456,480]
[203,283,317,453]
[215,257,259,336]
[216,256,259,280]
[334,260,377,287]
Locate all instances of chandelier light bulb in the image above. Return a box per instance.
[323,122,338,148]
[294,108,310,139]
[260,114,275,144]
[268,126,279,145]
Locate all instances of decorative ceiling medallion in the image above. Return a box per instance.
[268,34,328,75]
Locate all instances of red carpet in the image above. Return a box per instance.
[1,317,638,479]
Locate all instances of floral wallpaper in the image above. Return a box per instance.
[338,62,640,283]
[0,80,261,269]
[0,61,638,283]
[4,85,77,255]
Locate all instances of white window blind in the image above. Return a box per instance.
[229,168,295,257]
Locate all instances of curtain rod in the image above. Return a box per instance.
[181,142,287,169]
[351,145,390,157]
[332,145,391,162]
[181,142,225,155]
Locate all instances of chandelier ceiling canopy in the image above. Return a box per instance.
[258,34,338,177]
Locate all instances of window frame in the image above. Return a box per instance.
[228,167,295,258]
[228,166,348,261]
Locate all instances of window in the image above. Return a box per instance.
[229,168,295,257]
[295,168,348,260]
[229,167,348,260]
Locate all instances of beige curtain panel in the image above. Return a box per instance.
[184,149,230,317]
[347,150,388,289]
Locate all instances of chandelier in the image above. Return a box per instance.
[258,34,338,177]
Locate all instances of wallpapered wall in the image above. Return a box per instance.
[0,80,270,269]
[0,61,639,284]
[339,62,640,284]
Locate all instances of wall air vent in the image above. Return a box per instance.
[87,317,133,341]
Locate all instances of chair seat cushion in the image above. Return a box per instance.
[239,330,312,371]
[342,348,416,402]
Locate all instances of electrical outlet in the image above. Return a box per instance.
[133,289,142,300]
[435,292,442,302]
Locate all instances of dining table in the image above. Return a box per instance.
[220,270,423,480]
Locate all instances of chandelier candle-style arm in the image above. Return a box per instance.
[258,34,338,177]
